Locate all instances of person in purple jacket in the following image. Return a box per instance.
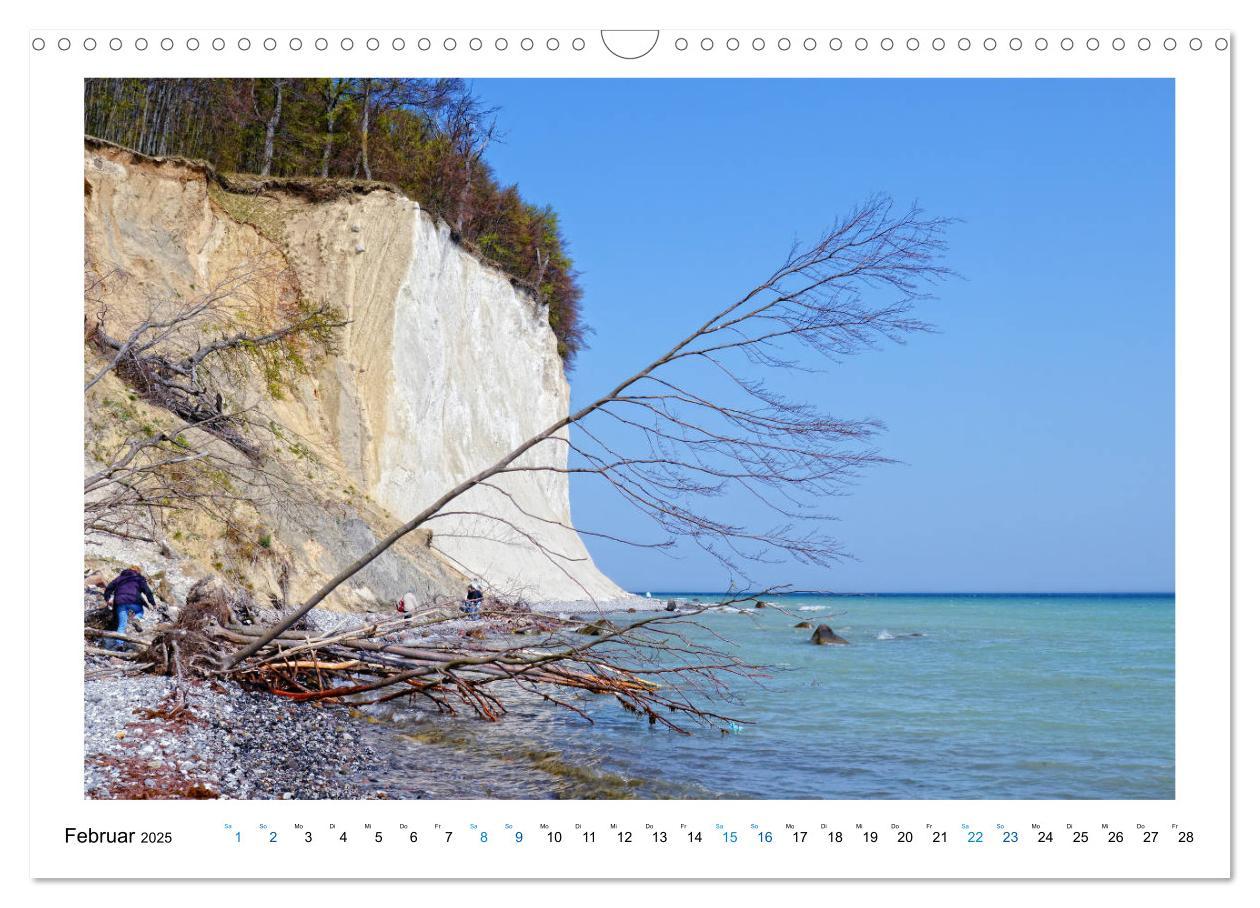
[103,565,156,650]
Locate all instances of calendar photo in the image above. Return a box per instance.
[25,15,1236,882]
[76,73,1177,803]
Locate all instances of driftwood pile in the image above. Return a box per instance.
[85,579,757,733]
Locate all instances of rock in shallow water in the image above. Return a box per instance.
[809,624,849,645]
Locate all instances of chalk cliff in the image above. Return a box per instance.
[83,138,625,608]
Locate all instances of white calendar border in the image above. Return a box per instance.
[24,18,1231,880]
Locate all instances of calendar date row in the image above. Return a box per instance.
[225,824,1197,847]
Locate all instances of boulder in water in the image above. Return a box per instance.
[754,600,768,608]
[793,621,812,629]
[810,624,849,645]
[666,600,678,611]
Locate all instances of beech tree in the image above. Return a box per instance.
[441,90,499,238]
[318,78,353,178]
[259,80,284,177]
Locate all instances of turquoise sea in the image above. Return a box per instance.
[364,594,1174,800]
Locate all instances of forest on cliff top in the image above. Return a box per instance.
[84,77,587,364]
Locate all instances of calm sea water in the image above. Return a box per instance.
[361,594,1174,800]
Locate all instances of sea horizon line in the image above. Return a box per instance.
[635,590,1176,598]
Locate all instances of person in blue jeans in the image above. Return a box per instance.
[462,584,484,619]
[103,565,156,650]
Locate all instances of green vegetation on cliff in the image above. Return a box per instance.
[84,77,587,364]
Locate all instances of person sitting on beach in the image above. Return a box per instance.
[103,565,156,650]
[462,584,484,618]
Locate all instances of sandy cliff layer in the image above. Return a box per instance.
[83,139,625,606]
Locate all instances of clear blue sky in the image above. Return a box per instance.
[471,78,1174,594]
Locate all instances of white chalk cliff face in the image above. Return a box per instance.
[84,140,625,605]
[375,211,625,602]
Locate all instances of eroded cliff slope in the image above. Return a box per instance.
[84,138,625,608]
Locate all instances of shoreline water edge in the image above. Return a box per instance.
[85,592,1174,801]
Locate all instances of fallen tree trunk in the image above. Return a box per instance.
[87,589,764,733]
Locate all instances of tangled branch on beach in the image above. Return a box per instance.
[84,261,347,545]
[91,584,765,733]
[229,194,954,667]
[86,262,345,458]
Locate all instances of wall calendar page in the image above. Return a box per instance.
[16,1,1245,897]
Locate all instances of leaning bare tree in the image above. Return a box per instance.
[229,195,954,673]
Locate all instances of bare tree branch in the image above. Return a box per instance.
[84,261,346,545]
[227,195,954,667]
